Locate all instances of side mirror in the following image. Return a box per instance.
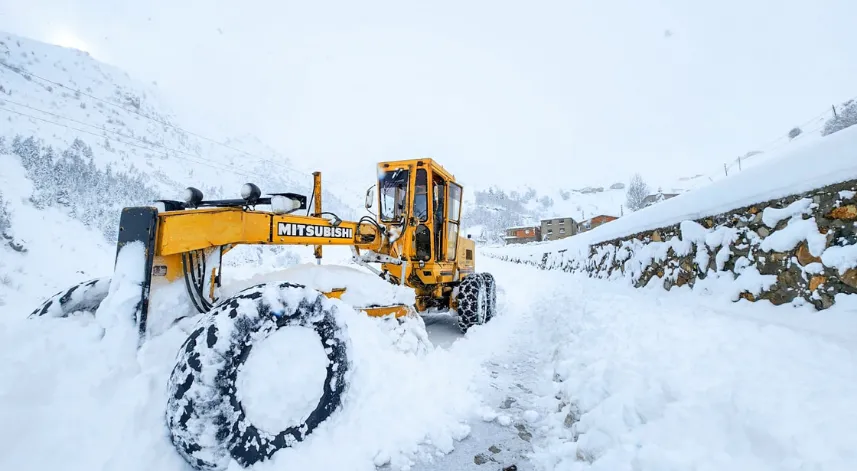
[365,186,375,210]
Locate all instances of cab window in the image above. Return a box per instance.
[413,169,428,221]
[379,169,409,222]
[445,183,463,261]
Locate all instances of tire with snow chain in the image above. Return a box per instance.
[479,273,497,322]
[28,277,111,318]
[456,274,489,333]
[165,281,349,471]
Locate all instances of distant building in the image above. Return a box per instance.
[541,217,578,241]
[578,214,618,233]
[504,225,541,245]
[642,192,679,207]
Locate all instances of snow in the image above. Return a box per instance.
[2,26,856,471]
[222,262,416,307]
[820,244,857,274]
[761,198,812,228]
[0,273,480,471]
[759,216,827,256]
[237,326,329,432]
[495,260,857,471]
[4,235,857,471]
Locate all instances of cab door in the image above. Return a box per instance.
[413,167,432,262]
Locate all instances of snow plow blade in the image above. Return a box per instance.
[320,288,415,318]
[359,304,415,318]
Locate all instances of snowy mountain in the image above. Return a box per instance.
[0,31,357,240]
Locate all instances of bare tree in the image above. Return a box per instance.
[625,173,650,212]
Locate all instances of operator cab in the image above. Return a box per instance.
[370,159,463,265]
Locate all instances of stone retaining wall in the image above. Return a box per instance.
[488,180,857,309]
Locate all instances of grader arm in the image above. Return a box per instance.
[112,201,404,342]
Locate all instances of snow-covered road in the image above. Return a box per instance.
[1,255,856,471]
[416,257,857,471]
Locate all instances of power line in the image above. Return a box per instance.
[0,97,274,179]
[0,105,268,180]
[0,60,302,176]
[702,94,857,181]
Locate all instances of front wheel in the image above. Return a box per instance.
[455,273,496,333]
[165,282,350,470]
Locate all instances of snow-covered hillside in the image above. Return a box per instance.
[462,184,629,243]
[0,32,356,226]
[497,124,857,257]
[465,101,852,245]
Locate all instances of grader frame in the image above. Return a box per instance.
[114,158,483,340]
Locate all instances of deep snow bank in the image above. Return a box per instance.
[0,270,481,471]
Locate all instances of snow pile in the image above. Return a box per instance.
[222,263,416,307]
[759,216,826,255]
[0,275,482,471]
[238,326,330,432]
[821,245,857,274]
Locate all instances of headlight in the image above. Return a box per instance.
[241,183,261,201]
[184,187,203,206]
[271,195,302,214]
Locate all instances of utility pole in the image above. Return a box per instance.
[833,104,838,118]
[724,163,728,177]
[738,156,742,171]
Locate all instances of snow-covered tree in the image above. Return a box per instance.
[9,134,159,239]
[559,189,571,200]
[0,190,10,234]
[788,127,802,139]
[625,173,650,212]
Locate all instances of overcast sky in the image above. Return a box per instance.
[2,0,856,193]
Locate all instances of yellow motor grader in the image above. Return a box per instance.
[28,158,496,470]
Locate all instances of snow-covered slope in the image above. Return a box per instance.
[489,123,857,258]
[0,32,355,217]
[463,108,846,244]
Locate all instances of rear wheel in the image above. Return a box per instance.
[479,273,497,321]
[165,282,349,470]
[456,273,495,333]
[28,277,111,318]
